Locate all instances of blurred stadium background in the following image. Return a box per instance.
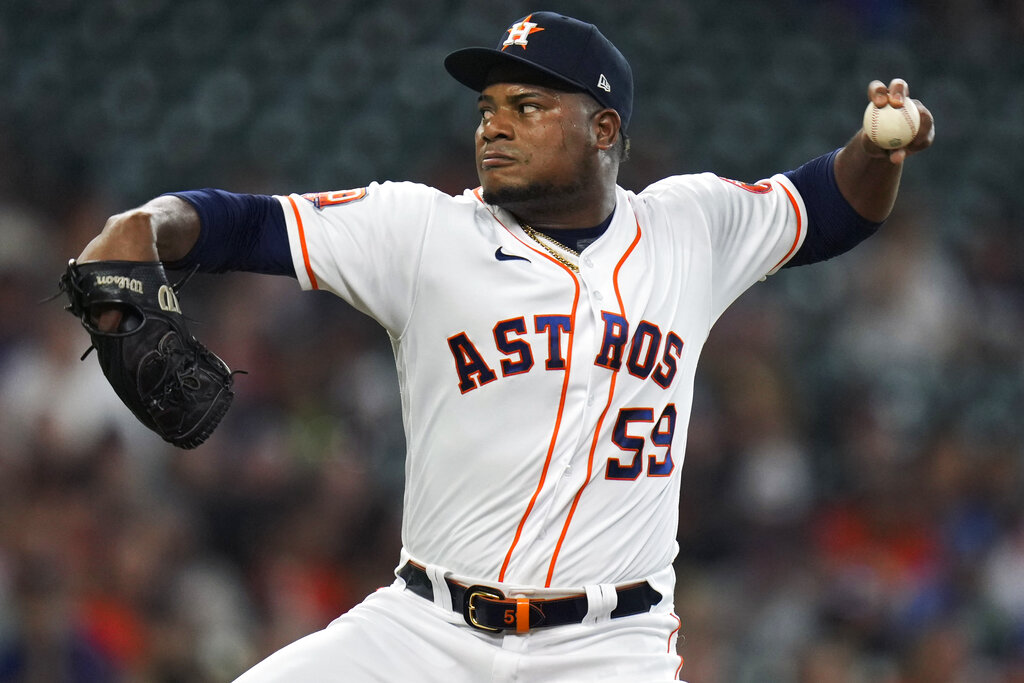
[1,0,1022,681]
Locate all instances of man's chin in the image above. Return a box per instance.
[481,184,536,209]
[481,181,581,212]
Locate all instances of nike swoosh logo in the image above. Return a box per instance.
[495,247,531,264]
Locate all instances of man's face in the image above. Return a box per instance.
[475,67,601,213]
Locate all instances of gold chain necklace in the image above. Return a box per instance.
[520,223,580,273]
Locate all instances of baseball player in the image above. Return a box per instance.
[72,11,934,683]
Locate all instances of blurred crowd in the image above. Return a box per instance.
[1,0,1022,681]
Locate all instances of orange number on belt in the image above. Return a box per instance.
[504,609,515,625]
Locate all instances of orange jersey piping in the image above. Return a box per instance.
[286,195,319,290]
[498,283,579,582]
[769,182,804,272]
[544,217,643,586]
[475,195,583,582]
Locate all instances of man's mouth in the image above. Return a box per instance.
[480,150,516,169]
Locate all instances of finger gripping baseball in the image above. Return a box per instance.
[59,259,237,449]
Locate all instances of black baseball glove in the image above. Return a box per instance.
[59,259,237,449]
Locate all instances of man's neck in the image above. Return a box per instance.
[506,189,617,232]
[528,213,615,253]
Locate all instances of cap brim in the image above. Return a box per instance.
[444,47,586,93]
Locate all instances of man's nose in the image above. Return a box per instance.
[480,111,514,141]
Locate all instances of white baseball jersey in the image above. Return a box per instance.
[275,173,805,590]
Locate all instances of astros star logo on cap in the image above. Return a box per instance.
[501,13,544,50]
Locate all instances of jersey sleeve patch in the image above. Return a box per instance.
[301,187,367,209]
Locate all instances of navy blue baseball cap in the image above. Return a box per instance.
[444,11,634,131]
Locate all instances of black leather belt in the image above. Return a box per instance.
[398,562,662,634]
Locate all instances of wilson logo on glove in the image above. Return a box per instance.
[158,285,182,313]
[94,274,144,293]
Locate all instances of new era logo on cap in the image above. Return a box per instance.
[444,11,634,131]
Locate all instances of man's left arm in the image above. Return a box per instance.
[834,78,936,222]
[780,78,935,268]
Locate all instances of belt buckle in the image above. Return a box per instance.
[462,585,505,633]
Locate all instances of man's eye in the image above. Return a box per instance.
[479,109,493,121]
[520,103,540,114]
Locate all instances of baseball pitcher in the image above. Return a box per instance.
[64,11,934,682]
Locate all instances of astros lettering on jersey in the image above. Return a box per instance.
[277,172,804,594]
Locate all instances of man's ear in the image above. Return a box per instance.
[593,109,622,151]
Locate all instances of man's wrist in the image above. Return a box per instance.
[78,210,159,263]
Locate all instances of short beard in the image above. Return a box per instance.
[482,178,587,216]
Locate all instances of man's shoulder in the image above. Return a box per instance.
[636,172,722,197]
[633,172,791,211]
[295,180,483,212]
[380,182,491,211]
[627,173,722,215]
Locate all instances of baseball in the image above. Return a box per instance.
[862,98,921,149]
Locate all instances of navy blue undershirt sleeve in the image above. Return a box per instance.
[781,148,883,268]
[162,189,295,277]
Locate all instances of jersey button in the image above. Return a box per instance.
[594,290,604,301]
[582,256,594,268]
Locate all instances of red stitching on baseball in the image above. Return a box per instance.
[900,104,918,136]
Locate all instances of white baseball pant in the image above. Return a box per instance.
[233,576,685,682]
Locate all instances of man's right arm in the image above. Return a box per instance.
[75,190,292,330]
[74,196,200,332]
[79,190,294,275]
[78,195,200,263]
